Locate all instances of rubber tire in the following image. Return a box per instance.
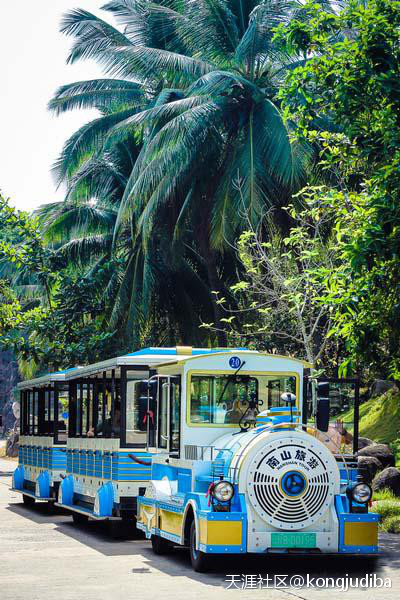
[108,520,125,539]
[189,521,211,573]
[22,494,35,507]
[72,512,89,525]
[151,534,172,555]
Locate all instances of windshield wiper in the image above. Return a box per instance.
[216,360,247,405]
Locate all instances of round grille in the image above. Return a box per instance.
[246,434,338,529]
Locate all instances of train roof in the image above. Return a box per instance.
[17,367,79,390]
[18,347,248,387]
[62,347,252,380]
[154,351,313,369]
[17,347,312,388]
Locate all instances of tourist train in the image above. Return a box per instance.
[12,347,379,570]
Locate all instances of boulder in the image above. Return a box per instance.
[372,467,400,496]
[369,379,398,398]
[1,399,17,436]
[358,437,374,450]
[358,456,382,483]
[6,429,19,458]
[357,443,395,469]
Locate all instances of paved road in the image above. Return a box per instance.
[0,458,399,600]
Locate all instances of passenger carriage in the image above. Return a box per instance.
[13,369,73,505]
[54,347,234,530]
[136,350,379,571]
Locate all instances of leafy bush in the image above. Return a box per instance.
[381,516,400,534]
[374,499,400,521]
[373,488,396,502]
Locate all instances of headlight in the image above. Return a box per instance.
[351,483,372,504]
[212,480,234,502]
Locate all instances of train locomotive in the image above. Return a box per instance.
[136,350,378,571]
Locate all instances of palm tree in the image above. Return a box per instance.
[49,1,309,347]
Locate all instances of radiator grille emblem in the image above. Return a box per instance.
[246,436,337,529]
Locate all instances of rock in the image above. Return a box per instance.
[358,456,382,483]
[358,437,374,450]
[2,399,17,436]
[370,379,398,397]
[372,467,400,496]
[357,443,395,469]
[6,429,19,458]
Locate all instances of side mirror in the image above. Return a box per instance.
[317,381,330,397]
[316,398,330,432]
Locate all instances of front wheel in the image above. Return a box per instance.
[72,512,89,525]
[22,494,35,507]
[151,534,172,555]
[189,521,211,572]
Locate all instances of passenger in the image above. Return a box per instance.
[224,398,242,424]
[87,401,121,437]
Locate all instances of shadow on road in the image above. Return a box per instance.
[5,500,399,589]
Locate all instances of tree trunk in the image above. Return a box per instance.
[205,253,227,347]
[197,222,227,347]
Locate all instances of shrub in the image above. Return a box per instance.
[374,499,400,521]
[381,516,400,534]
[373,488,396,502]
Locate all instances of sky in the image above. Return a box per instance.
[0,2,109,213]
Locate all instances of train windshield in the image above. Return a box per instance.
[190,373,297,425]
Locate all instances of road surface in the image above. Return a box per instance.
[0,457,399,600]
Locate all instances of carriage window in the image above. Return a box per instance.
[21,390,29,435]
[263,376,297,409]
[190,375,258,425]
[56,385,69,443]
[158,381,169,448]
[126,380,147,446]
[43,390,49,435]
[33,391,39,435]
[29,391,34,434]
[170,381,181,453]
[81,384,88,436]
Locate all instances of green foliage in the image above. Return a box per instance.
[373,488,396,502]
[0,279,45,337]
[337,390,400,464]
[277,0,400,379]
[381,515,400,534]
[0,194,119,375]
[373,499,400,521]
[45,0,311,349]
[203,183,338,365]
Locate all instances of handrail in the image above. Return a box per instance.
[128,453,151,467]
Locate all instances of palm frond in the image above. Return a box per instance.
[61,9,132,64]
[52,108,137,184]
[49,79,146,115]
[55,234,113,265]
[98,45,213,86]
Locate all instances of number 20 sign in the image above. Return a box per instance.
[229,356,241,369]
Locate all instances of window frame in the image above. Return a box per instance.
[54,382,69,445]
[120,366,156,448]
[302,376,360,455]
[169,376,181,457]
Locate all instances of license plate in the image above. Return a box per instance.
[271,532,316,548]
